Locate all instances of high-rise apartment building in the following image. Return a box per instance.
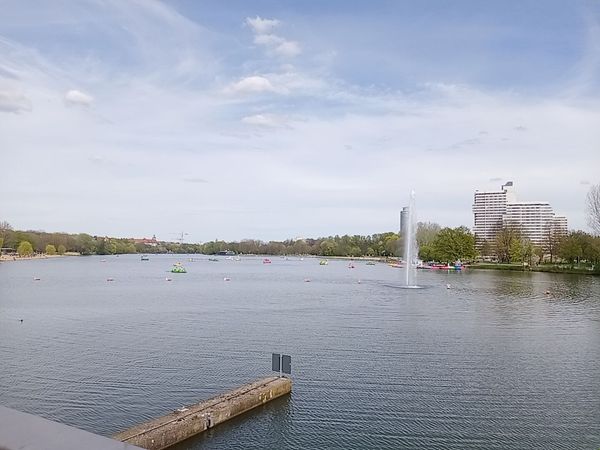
[472,182,567,250]
[473,181,516,244]
[503,202,555,247]
[552,216,568,236]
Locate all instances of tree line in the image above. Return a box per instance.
[477,225,600,266]
[0,219,478,261]
[2,218,598,266]
[0,222,190,256]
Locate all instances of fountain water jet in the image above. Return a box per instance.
[401,190,419,288]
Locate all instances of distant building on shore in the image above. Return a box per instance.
[133,235,159,247]
[473,182,567,250]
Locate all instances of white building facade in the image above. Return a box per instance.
[472,182,567,251]
[473,182,515,245]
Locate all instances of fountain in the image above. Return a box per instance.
[401,190,419,288]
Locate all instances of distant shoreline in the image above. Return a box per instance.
[470,263,600,276]
[0,254,77,263]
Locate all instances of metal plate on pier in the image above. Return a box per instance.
[282,355,291,374]
[272,353,280,372]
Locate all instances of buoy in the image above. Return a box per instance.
[358,279,361,284]
[545,290,550,295]
[446,284,451,289]
[304,278,311,282]
[33,277,40,281]
[224,277,231,281]
[165,277,172,281]
[107,278,114,282]
[19,319,23,323]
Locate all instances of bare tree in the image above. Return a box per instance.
[587,184,600,235]
[0,220,12,243]
[543,224,561,263]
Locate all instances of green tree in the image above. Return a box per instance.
[95,238,108,255]
[509,238,524,263]
[17,240,34,256]
[558,231,584,264]
[418,244,436,261]
[417,222,441,261]
[432,226,476,262]
[319,240,337,256]
[383,233,400,257]
[45,244,57,255]
[57,244,66,255]
[494,225,522,263]
[107,241,117,255]
[75,233,95,255]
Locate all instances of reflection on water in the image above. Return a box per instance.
[1,256,599,449]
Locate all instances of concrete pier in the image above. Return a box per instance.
[114,376,292,450]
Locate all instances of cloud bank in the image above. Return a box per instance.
[0,1,598,242]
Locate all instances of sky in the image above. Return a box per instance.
[1,0,599,242]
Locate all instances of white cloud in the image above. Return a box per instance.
[65,89,94,106]
[275,41,302,58]
[245,15,301,58]
[0,89,32,113]
[225,76,279,95]
[224,70,325,98]
[254,34,284,46]
[241,113,289,127]
[246,16,280,35]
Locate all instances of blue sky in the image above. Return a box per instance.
[1,1,599,242]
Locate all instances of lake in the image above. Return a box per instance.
[1,255,599,449]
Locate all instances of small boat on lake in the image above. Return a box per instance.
[263,258,272,264]
[319,259,328,265]
[171,262,187,273]
[208,258,219,262]
[366,261,376,265]
[141,255,149,261]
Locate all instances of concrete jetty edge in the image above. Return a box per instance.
[114,376,292,450]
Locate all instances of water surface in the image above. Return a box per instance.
[1,255,599,449]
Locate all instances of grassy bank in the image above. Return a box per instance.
[470,263,600,275]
